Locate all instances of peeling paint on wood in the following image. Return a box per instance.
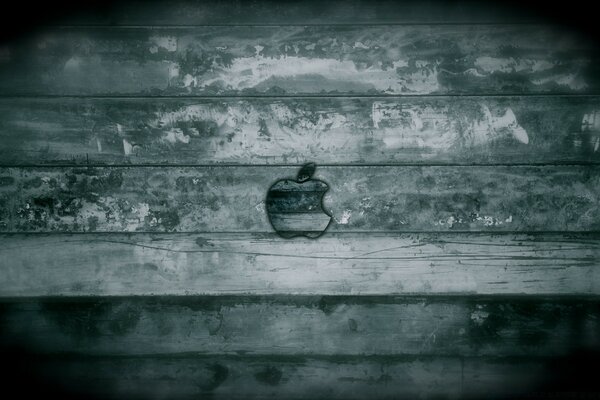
[0,166,598,232]
[0,1,599,398]
[0,233,597,296]
[0,97,599,164]
[0,26,597,95]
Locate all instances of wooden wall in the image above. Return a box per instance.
[0,1,599,398]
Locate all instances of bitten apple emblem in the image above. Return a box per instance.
[266,163,332,238]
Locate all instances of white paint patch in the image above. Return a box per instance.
[464,68,486,77]
[471,105,529,144]
[434,213,513,227]
[255,201,265,213]
[254,45,264,56]
[183,74,197,88]
[371,102,528,153]
[168,63,180,79]
[164,128,191,144]
[582,110,600,152]
[474,57,588,91]
[474,56,554,74]
[337,210,352,224]
[470,309,489,326]
[151,102,353,161]
[371,102,454,150]
[392,60,408,69]
[353,41,369,49]
[64,57,81,70]
[372,102,384,129]
[474,214,511,227]
[198,55,439,94]
[436,216,463,227]
[137,203,151,219]
[96,139,102,153]
[445,216,458,228]
[582,110,600,132]
[532,73,588,91]
[479,216,498,227]
[149,36,177,54]
[123,139,133,156]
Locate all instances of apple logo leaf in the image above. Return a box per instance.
[297,162,316,182]
[266,162,333,239]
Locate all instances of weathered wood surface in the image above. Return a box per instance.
[0,2,598,398]
[1,297,598,356]
[1,97,599,165]
[2,352,559,400]
[0,233,597,296]
[0,26,597,96]
[0,166,598,232]
[55,0,541,26]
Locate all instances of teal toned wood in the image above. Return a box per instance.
[0,166,598,232]
[1,297,598,356]
[0,353,556,400]
[0,26,597,96]
[57,0,540,26]
[0,1,599,398]
[0,233,597,296]
[0,96,598,165]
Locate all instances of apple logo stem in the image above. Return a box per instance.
[266,163,333,238]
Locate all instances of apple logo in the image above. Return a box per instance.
[266,163,333,238]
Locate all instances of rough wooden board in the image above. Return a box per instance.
[0,26,597,96]
[1,96,599,165]
[0,233,598,296]
[55,0,540,25]
[1,297,598,357]
[2,352,560,400]
[0,166,598,232]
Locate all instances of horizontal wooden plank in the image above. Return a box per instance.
[52,0,542,25]
[1,352,564,400]
[0,233,598,295]
[0,166,598,232]
[1,96,599,165]
[0,26,597,96]
[1,297,598,357]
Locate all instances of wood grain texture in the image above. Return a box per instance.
[0,26,597,96]
[1,1,599,399]
[0,166,598,232]
[58,0,541,25]
[1,96,599,165]
[0,352,559,400]
[0,233,597,296]
[2,298,599,357]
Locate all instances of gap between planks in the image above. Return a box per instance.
[2,163,599,168]
[4,94,600,99]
